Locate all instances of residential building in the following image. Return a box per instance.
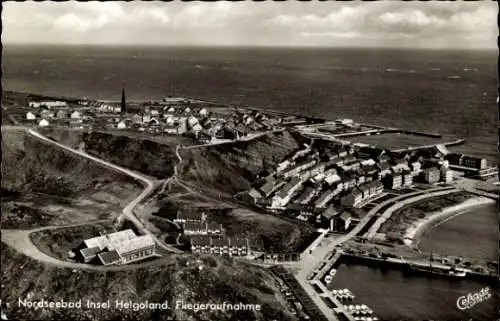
[230,238,250,256]
[56,110,67,119]
[190,235,212,254]
[357,146,385,160]
[211,237,230,255]
[244,188,262,204]
[410,161,422,175]
[324,172,341,186]
[70,111,82,119]
[333,212,352,233]
[294,186,316,205]
[440,167,453,183]
[382,174,403,189]
[282,159,316,179]
[259,179,285,198]
[423,167,440,184]
[317,206,342,231]
[341,188,362,207]
[461,156,488,170]
[40,110,54,119]
[30,101,67,108]
[308,164,326,177]
[358,185,370,199]
[199,108,209,117]
[402,171,413,187]
[117,120,127,129]
[377,163,392,179]
[174,211,207,224]
[207,222,223,235]
[38,119,50,127]
[183,222,208,235]
[314,185,342,209]
[271,177,303,207]
[26,112,36,120]
[444,153,464,166]
[368,180,384,195]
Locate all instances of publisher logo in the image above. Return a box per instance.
[456,287,492,310]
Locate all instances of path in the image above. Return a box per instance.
[292,185,458,321]
[2,127,184,271]
[364,188,461,240]
[1,220,178,271]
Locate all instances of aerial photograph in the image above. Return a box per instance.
[1,1,498,321]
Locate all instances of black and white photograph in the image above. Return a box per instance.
[1,1,499,321]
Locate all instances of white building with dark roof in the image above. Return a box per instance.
[81,229,156,265]
[271,177,303,208]
[174,211,207,224]
[26,112,36,120]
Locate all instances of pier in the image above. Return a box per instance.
[391,138,465,152]
[338,254,498,282]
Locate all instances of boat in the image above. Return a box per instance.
[329,268,337,276]
[324,275,333,283]
[449,267,467,277]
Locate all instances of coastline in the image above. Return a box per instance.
[403,196,496,248]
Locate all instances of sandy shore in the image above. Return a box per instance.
[403,196,496,247]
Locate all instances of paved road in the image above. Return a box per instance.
[292,185,458,321]
[365,188,461,240]
[28,129,182,254]
[1,220,178,271]
[1,127,184,270]
[182,128,285,150]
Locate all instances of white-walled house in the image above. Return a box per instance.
[26,112,36,120]
[117,120,127,129]
[70,111,82,119]
[38,119,50,127]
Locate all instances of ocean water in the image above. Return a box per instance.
[330,263,499,321]
[419,203,498,261]
[3,45,499,320]
[3,45,498,162]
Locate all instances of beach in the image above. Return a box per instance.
[403,196,496,248]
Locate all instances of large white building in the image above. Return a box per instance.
[29,101,67,108]
[80,229,156,265]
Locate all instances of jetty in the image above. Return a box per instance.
[391,138,465,152]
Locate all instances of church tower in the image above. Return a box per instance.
[121,84,126,114]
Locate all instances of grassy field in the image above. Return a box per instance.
[1,129,141,228]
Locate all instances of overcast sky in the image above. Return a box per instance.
[3,1,498,49]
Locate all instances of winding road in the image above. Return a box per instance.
[2,127,183,271]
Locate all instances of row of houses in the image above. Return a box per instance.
[341,180,384,207]
[29,101,68,108]
[183,221,223,235]
[173,211,250,256]
[444,153,488,170]
[190,236,250,256]
[26,110,83,120]
[78,229,156,265]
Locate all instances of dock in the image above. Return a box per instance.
[391,138,465,152]
[338,254,498,282]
